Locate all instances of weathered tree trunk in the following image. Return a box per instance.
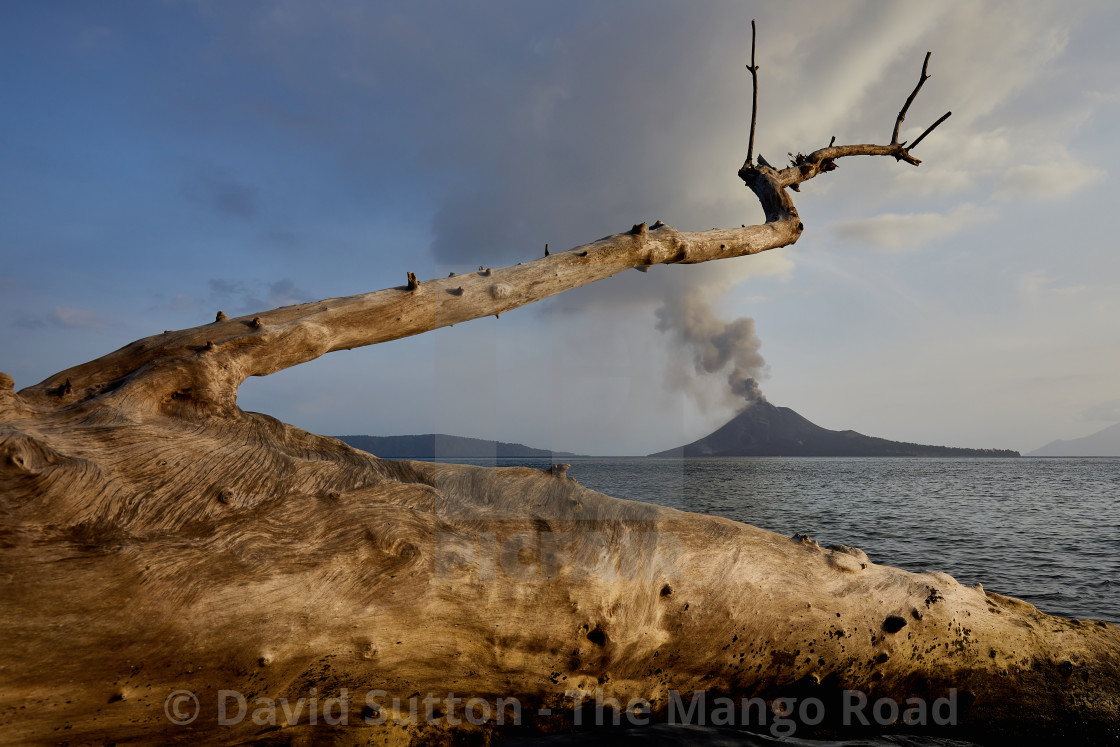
[1,49,1117,746]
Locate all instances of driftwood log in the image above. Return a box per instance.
[1,37,1118,746]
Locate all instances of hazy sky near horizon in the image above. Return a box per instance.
[2,1,1119,455]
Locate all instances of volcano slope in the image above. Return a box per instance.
[650,400,1020,457]
[2,45,1117,746]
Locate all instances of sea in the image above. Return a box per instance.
[431,456,1120,746]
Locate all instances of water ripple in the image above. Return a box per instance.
[448,456,1119,623]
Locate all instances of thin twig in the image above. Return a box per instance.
[746,19,759,167]
[908,111,952,152]
[892,51,931,146]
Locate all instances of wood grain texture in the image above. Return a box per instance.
[1,401,1118,744]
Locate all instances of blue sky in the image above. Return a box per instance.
[2,1,1119,455]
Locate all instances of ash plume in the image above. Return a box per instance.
[654,289,768,412]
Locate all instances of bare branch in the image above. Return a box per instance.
[757,51,949,188]
[24,210,803,413]
[20,26,948,418]
[908,110,952,152]
[893,51,931,146]
[745,19,759,168]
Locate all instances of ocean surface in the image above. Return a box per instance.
[431,456,1120,746]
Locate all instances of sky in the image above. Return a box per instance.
[2,0,1119,456]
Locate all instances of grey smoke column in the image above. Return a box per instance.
[655,289,767,410]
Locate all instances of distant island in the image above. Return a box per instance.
[1029,421,1120,457]
[337,434,579,459]
[650,400,1020,458]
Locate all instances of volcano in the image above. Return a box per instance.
[650,400,1019,457]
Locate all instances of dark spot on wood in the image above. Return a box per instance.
[883,616,908,634]
[586,627,607,646]
[660,584,672,597]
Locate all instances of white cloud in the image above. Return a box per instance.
[1016,269,1093,304]
[833,203,994,251]
[150,293,203,313]
[997,157,1106,200]
[1016,269,1053,298]
[923,6,1071,127]
[1083,398,1120,422]
[52,306,106,330]
[890,127,1015,195]
[207,278,314,314]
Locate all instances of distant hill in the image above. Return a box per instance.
[1028,422,1120,457]
[649,401,1019,458]
[337,434,578,459]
